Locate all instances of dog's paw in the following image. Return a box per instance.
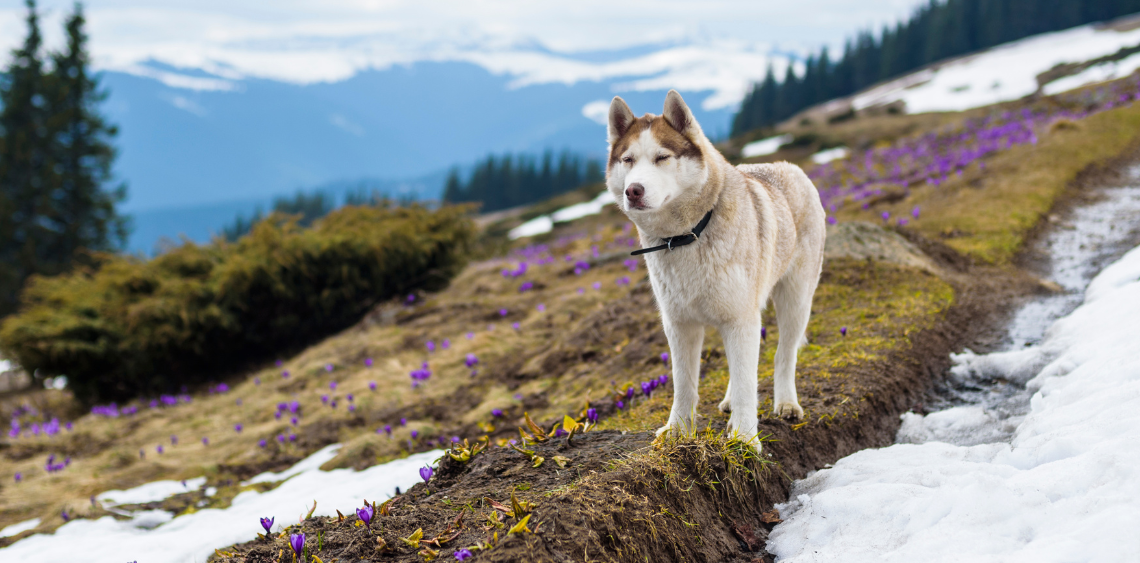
[725,420,763,453]
[718,396,732,413]
[655,424,672,438]
[774,401,804,420]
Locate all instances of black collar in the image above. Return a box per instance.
[630,210,713,256]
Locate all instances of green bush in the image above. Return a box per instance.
[0,204,475,404]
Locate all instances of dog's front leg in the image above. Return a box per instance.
[721,323,762,450]
[657,319,704,438]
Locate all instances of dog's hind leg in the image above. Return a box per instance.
[721,322,763,449]
[770,254,822,420]
[657,319,704,438]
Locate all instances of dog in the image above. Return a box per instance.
[606,90,826,449]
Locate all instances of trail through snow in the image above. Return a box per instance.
[767,181,1140,562]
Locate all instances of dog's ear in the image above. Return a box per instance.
[663,90,702,138]
[608,96,635,144]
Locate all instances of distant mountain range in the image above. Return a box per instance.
[102,50,767,253]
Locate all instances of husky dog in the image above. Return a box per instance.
[606,90,826,449]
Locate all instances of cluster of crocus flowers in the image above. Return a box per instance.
[43,454,69,473]
[519,281,534,292]
[501,262,528,278]
[409,362,432,387]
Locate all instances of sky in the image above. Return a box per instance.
[0,1,928,91]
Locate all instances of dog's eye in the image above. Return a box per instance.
[655,155,670,163]
[622,156,633,164]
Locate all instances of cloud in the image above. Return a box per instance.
[0,0,927,107]
[581,100,610,125]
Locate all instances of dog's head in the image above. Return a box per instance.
[606,90,709,219]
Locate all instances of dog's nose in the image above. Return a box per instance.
[625,183,645,202]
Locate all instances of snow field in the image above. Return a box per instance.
[767,244,1140,563]
[854,23,1140,114]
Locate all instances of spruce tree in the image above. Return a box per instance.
[44,3,128,267]
[0,0,50,316]
[0,1,127,316]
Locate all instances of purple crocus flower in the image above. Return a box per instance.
[400,418,407,426]
[615,400,624,409]
[761,326,767,340]
[442,338,450,349]
[289,533,305,556]
[881,211,891,222]
[289,433,297,442]
[254,377,261,386]
[512,322,520,330]
[258,439,267,448]
[455,548,474,561]
[840,326,848,336]
[171,435,178,445]
[491,408,504,417]
[276,360,283,367]
[325,363,334,373]
[260,516,274,534]
[641,382,652,396]
[592,282,602,290]
[912,206,921,219]
[275,411,283,420]
[827,216,838,225]
[282,371,290,379]
[406,293,416,303]
[466,332,475,339]
[625,387,635,401]
[202,437,209,446]
[411,430,419,439]
[321,395,329,404]
[419,465,433,482]
[660,352,669,364]
[291,417,298,426]
[277,434,286,443]
[537,303,546,312]
[61,509,70,522]
[499,308,508,317]
[586,408,598,423]
[329,381,338,390]
[357,505,374,526]
[465,354,479,368]
[14,472,21,482]
[365,358,374,367]
[384,424,392,436]
[369,381,377,391]
[156,445,164,454]
[426,341,436,353]
[346,394,354,402]
[234,424,243,433]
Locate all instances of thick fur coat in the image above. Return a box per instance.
[606,90,826,449]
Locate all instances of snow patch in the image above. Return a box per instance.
[97,477,207,507]
[811,146,848,164]
[4,447,442,563]
[509,191,612,240]
[741,134,792,158]
[0,518,40,538]
[767,243,1140,562]
[1043,52,1140,96]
